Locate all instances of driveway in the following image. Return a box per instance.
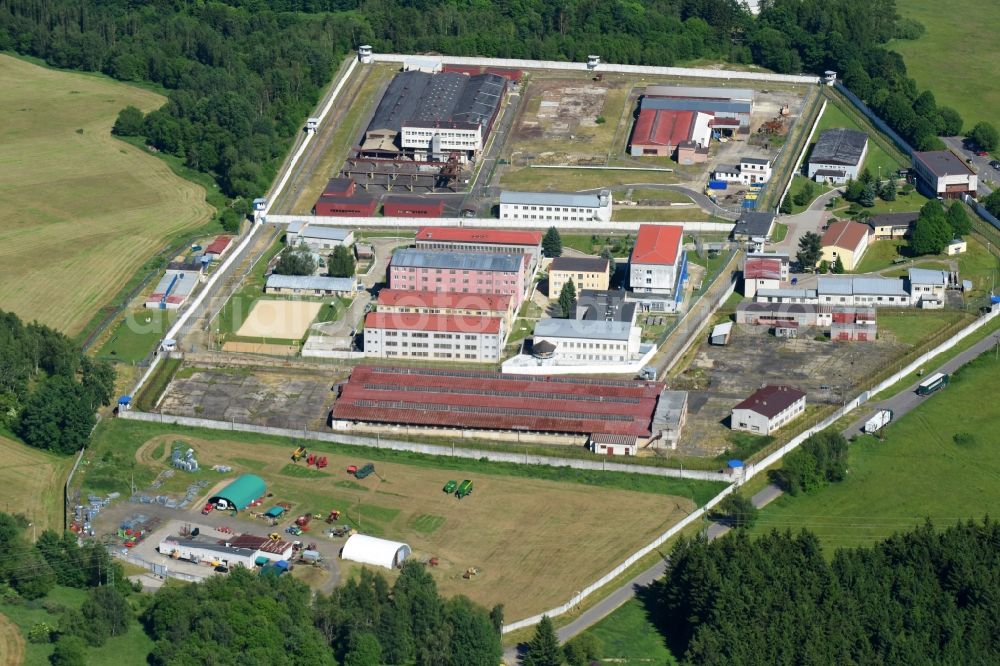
[772,188,841,255]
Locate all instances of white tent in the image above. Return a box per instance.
[341,534,411,570]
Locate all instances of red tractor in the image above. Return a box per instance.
[296,514,311,527]
[316,456,328,469]
[307,453,316,466]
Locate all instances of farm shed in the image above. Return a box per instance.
[209,474,266,511]
[341,534,411,570]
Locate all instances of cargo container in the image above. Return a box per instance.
[863,409,893,434]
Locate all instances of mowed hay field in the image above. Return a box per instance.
[0,55,213,336]
[751,353,1000,554]
[891,0,1000,133]
[132,433,695,619]
[0,434,75,532]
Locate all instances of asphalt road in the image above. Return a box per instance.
[509,321,999,663]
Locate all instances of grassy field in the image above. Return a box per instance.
[576,598,677,665]
[877,310,964,346]
[0,55,213,337]
[95,308,175,362]
[501,166,677,191]
[79,419,724,618]
[811,101,903,178]
[891,0,1000,137]
[855,236,997,292]
[785,174,833,213]
[0,434,75,532]
[612,207,709,222]
[0,586,153,666]
[751,352,1000,553]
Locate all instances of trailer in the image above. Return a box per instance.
[916,372,949,396]
[456,480,473,499]
[863,409,893,434]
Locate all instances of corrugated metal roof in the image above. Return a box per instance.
[810,128,868,166]
[640,97,751,114]
[644,85,754,102]
[534,318,633,341]
[286,220,306,234]
[630,108,696,147]
[500,190,608,208]
[818,276,908,296]
[390,248,523,273]
[266,274,355,291]
[755,288,816,299]
[908,268,947,285]
[299,226,352,242]
[367,71,505,134]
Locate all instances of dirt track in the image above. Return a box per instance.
[0,613,25,666]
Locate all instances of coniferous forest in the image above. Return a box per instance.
[0,0,958,205]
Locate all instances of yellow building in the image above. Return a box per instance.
[548,257,610,297]
[820,220,870,271]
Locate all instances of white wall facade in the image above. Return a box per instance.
[364,324,504,362]
[532,326,642,363]
[401,125,483,160]
[732,395,805,435]
[630,262,679,295]
[500,198,612,223]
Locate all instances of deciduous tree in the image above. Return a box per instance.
[911,200,953,255]
[327,245,356,278]
[947,201,971,237]
[968,121,999,151]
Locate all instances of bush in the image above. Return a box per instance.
[28,621,53,644]
[595,115,606,124]
[953,432,976,446]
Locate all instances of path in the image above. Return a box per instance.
[577,183,741,220]
[0,613,25,666]
[507,325,1000,663]
[772,187,841,255]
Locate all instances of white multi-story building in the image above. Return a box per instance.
[531,318,642,364]
[401,121,483,160]
[817,276,912,307]
[628,224,687,312]
[908,268,947,309]
[363,312,505,362]
[912,150,978,199]
[499,190,612,223]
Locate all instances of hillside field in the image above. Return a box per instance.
[78,419,724,619]
[891,0,1000,135]
[751,352,1000,553]
[0,55,213,337]
[0,434,75,532]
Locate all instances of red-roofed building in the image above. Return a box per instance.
[415,226,543,272]
[377,289,515,327]
[330,365,669,440]
[363,312,506,362]
[314,177,377,217]
[820,220,870,270]
[629,225,688,312]
[731,385,806,435]
[383,197,446,218]
[743,252,790,298]
[629,109,712,162]
[204,235,234,260]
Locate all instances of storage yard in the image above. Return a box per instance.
[84,425,706,618]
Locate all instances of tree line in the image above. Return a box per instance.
[0,310,115,454]
[1,0,970,216]
[654,517,1000,664]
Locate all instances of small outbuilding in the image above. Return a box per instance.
[341,534,411,570]
[209,474,267,511]
[710,322,733,345]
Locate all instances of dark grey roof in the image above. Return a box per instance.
[809,128,868,167]
[391,248,522,273]
[732,211,776,238]
[578,289,635,323]
[550,257,609,273]
[741,156,770,165]
[869,211,918,228]
[367,71,505,134]
[640,97,751,114]
[914,150,975,177]
[813,168,846,177]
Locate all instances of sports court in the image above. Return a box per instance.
[236,300,321,339]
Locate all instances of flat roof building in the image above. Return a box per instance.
[808,129,869,184]
[286,224,355,251]
[577,289,637,323]
[732,211,776,240]
[499,190,612,223]
[912,151,977,199]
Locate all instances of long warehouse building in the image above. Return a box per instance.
[330,366,671,440]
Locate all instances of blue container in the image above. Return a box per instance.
[708,180,728,190]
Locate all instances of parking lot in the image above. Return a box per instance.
[672,324,906,457]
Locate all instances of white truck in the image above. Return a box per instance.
[863,409,893,434]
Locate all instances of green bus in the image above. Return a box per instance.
[916,372,949,396]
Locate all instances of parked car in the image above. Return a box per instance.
[989,160,1000,170]
[975,149,989,157]
[214,565,229,573]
